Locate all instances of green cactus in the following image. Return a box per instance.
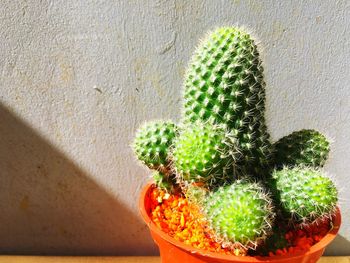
[133,120,177,172]
[172,121,239,187]
[182,27,272,176]
[184,183,209,206]
[204,180,275,247]
[250,224,289,256]
[131,26,340,254]
[272,166,338,223]
[152,171,178,193]
[272,129,330,169]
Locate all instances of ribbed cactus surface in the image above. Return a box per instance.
[204,180,274,246]
[272,167,337,223]
[183,27,272,175]
[272,129,330,168]
[172,122,239,186]
[133,121,177,171]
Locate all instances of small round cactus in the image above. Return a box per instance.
[204,180,275,247]
[172,122,239,186]
[272,129,330,168]
[182,27,272,176]
[272,166,338,223]
[133,120,177,172]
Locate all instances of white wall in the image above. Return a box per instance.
[0,0,349,255]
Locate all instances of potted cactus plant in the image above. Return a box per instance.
[133,27,341,263]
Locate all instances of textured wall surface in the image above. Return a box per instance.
[0,0,349,256]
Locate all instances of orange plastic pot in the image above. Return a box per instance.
[139,183,341,263]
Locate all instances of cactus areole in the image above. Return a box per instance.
[132,26,340,260]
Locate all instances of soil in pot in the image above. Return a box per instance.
[148,185,336,258]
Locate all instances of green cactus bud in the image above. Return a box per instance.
[184,183,209,206]
[172,122,240,186]
[152,171,178,193]
[133,120,177,171]
[204,180,275,248]
[272,129,330,168]
[182,27,272,176]
[272,166,338,223]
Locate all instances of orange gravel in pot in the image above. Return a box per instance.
[149,187,247,256]
[149,187,331,257]
[268,219,331,257]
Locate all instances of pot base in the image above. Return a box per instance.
[140,183,341,263]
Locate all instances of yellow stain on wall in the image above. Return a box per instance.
[133,57,149,82]
[176,61,185,79]
[150,74,164,98]
[19,195,30,211]
[60,62,74,83]
[247,0,263,14]
[272,21,286,39]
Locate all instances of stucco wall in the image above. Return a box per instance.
[0,0,349,255]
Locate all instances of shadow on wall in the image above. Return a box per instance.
[0,104,157,255]
[0,101,348,257]
[325,234,350,256]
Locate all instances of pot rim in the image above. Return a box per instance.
[139,182,341,262]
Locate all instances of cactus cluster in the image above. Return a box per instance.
[132,27,338,251]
